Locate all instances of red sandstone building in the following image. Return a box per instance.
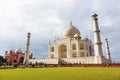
[5,48,32,64]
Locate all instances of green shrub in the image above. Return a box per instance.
[32,64,35,67]
[13,64,18,68]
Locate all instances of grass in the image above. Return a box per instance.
[0,67,120,80]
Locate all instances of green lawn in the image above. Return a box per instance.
[0,67,120,80]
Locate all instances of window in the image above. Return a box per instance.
[72,44,76,50]
[51,54,54,58]
[89,46,92,56]
[80,43,84,50]
[86,53,88,56]
[80,52,85,57]
[72,53,77,57]
[86,45,88,50]
[51,47,54,52]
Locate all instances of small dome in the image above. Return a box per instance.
[16,48,22,53]
[91,13,98,19]
[63,22,80,38]
[74,33,80,38]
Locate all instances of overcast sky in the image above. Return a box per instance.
[0,0,120,62]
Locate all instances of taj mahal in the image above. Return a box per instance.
[24,13,112,65]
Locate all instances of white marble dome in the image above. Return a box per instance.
[63,22,80,37]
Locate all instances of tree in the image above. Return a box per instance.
[0,55,7,66]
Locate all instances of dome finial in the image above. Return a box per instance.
[70,21,72,25]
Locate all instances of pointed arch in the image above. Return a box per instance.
[80,43,84,50]
[72,44,76,50]
[58,44,67,58]
[51,54,54,58]
[89,46,92,56]
[72,53,77,58]
[80,52,85,57]
[51,46,54,52]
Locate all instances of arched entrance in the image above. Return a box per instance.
[19,57,24,64]
[58,45,67,58]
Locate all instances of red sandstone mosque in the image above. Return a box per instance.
[5,48,32,64]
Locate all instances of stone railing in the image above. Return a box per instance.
[60,57,95,64]
[29,58,58,64]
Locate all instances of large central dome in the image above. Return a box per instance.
[63,22,80,38]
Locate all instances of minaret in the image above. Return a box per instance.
[24,32,31,66]
[91,13,103,63]
[105,38,111,61]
